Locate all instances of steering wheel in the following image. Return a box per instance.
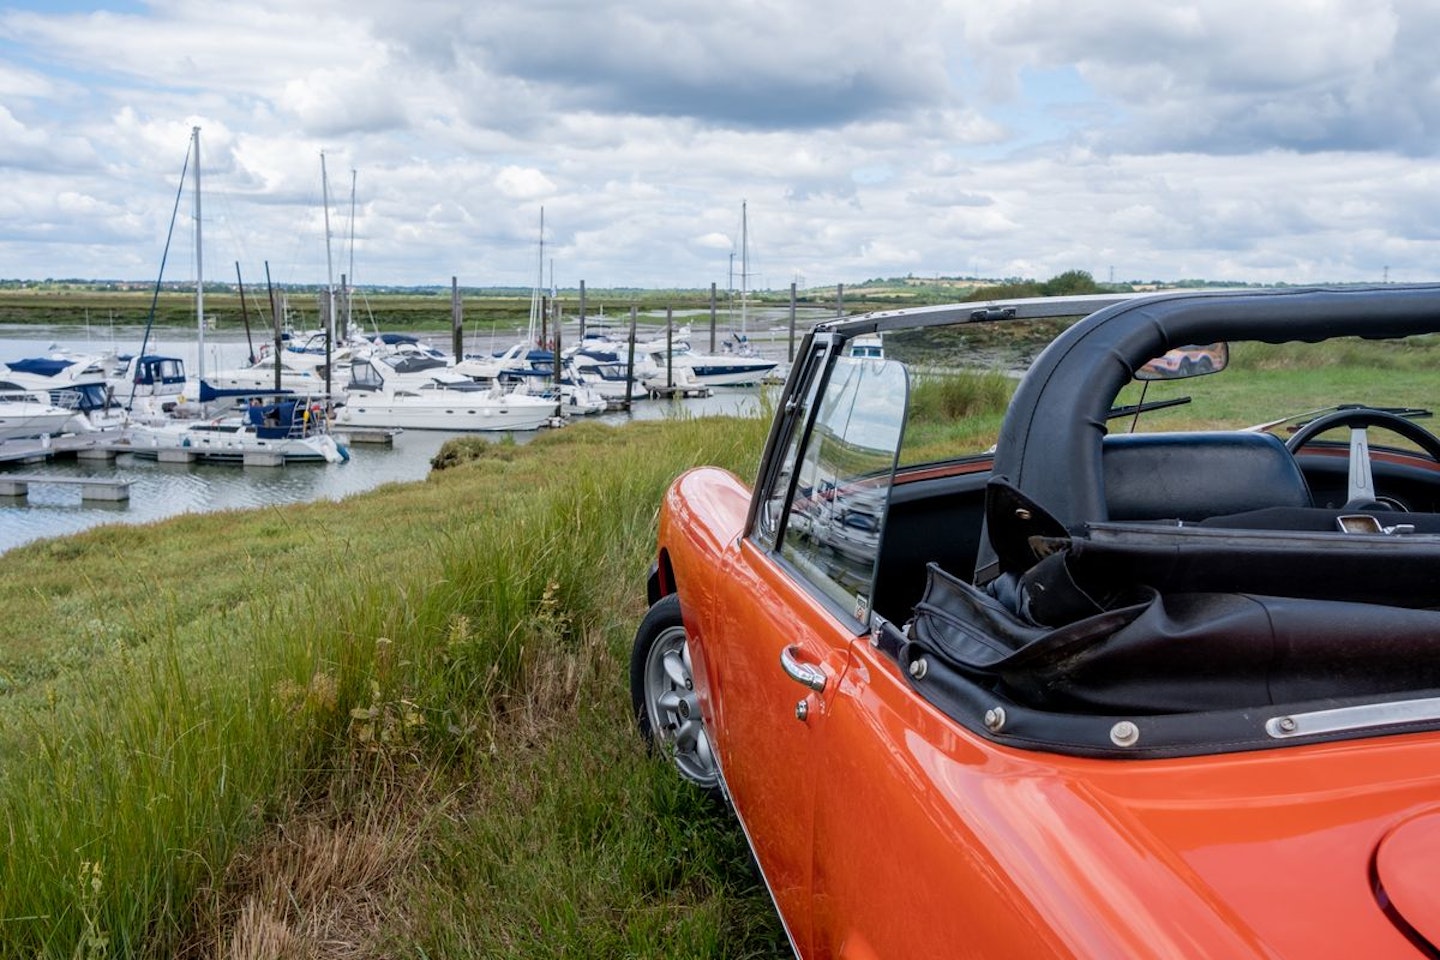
[1284,407,1440,509]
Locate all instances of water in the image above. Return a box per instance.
[0,325,770,555]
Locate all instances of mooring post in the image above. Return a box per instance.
[579,280,587,344]
[709,282,718,354]
[789,281,798,362]
[625,305,639,411]
[451,276,463,360]
[554,308,563,392]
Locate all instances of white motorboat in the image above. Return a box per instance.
[498,367,608,416]
[0,390,81,441]
[654,335,779,387]
[203,333,449,405]
[452,344,607,415]
[568,338,666,401]
[335,357,560,432]
[201,354,342,402]
[1,351,191,429]
[846,334,885,359]
[0,355,115,414]
[567,357,649,402]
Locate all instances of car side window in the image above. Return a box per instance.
[756,343,830,548]
[776,355,908,620]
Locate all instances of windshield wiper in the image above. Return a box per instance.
[1106,396,1191,421]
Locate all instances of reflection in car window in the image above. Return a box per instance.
[757,343,830,548]
[778,356,907,619]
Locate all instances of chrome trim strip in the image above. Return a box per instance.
[712,755,804,959]
[1266,697,1440,739]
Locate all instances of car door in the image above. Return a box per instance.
[706,342,907,957]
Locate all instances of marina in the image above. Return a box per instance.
[0,324,776,556]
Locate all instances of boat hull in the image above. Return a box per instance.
[336,395,558,432]
[124,421,347,464]
[686,362,778,387]
[0,406,76,441]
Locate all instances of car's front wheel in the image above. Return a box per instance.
[630,593,720,791]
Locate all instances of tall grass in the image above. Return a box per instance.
[0,416,782,958]
[899,369,1014,464]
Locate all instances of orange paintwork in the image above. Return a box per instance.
[1376,812,1440,948]
[657,466,1440,959]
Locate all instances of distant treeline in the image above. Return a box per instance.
[0,270,1252,331]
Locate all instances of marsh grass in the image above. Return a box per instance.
[899,369,1014,463]
[0,416,779,958]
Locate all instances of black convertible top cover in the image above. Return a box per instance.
[910,559,1440,716]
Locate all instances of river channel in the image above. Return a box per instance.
[0,325,772,556]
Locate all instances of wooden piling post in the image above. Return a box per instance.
[554,307,563,392]
[625,305,638,411]
[709,282,718,354]
[789,281,798,362]
[451,277,463,360]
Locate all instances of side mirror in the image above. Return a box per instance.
[1135,342,1228,381]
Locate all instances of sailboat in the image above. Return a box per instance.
[125,128,349,465]
[642,201,777,388]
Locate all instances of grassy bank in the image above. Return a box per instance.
[0,415,784,958]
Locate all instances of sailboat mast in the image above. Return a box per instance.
[193,126,205,384]
[347,168,356,338]
[321,151,336,398]
[740,199,748,338]
[529,207,545,346]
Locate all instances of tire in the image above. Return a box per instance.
[629,593,721,790]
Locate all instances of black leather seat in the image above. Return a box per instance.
[1102,431,1312,522]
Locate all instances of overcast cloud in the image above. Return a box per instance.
[0,0,1436,289]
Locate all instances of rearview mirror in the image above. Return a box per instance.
[1135,342,1229,381]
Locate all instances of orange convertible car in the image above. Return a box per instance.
[631,285,1440,958]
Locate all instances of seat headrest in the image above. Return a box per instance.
[1103,431,1312,522]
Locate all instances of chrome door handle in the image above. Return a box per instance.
[780,645,826,693]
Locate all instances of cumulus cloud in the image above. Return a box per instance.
[958,0,1440,155]
[693,231,734,252]
[406,0,956,130]
[1,0,1440,286]
[493,166,556,200]
[279,63,409,138]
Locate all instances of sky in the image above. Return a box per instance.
[1,0,1438,291]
